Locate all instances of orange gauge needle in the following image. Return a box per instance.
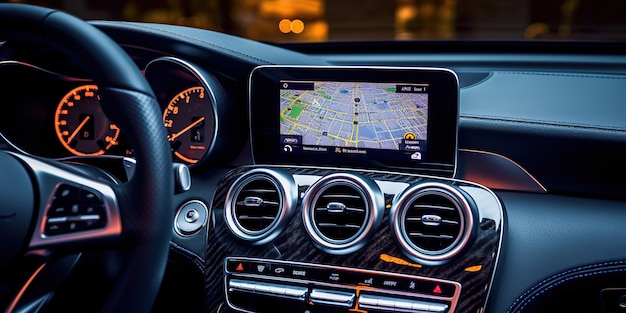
[168,117,205,142]
[66,115,91,144]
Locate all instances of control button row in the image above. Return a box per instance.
[45,215,106,235]
[310,289,355,308]
[359,294,449,313]
[50,184,102,210]
[229,279,308,301]
[49,203,104,217]
[44,184,107,236]
[226,259,456,297]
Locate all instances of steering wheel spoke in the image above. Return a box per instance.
[9,153,122,252]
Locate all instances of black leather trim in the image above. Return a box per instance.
[169,241,205,275]
[486,192,626,313]
[507,261,626,313]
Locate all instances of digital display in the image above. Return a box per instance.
[279,81,428,161]
[250,66,458,177]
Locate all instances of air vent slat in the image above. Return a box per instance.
[412,204,456,211]
[346,207,365,213]
[235,201,279,206]
[441,219,459,225]
[243,189,278,194]
[322,194,362,200]
[315,207,365,213]
[238,216,278,220]
[317,223,362,229]
[409,233,454,240]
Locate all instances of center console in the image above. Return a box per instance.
[204,66,503,313]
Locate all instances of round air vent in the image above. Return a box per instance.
[302,173,384,255]
[390,182,476,266]
[224,168,297,245]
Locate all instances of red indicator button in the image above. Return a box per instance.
[433,285,443,294]
[235,263,244,271]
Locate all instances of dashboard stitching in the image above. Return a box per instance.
[507,260,626,312]
[514,268,626,313]
[462,115,626,133]
[109,22,274,65]
[169,241,205,273]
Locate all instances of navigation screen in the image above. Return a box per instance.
[279,80,428,161]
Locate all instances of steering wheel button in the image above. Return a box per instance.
[77,219,105,231]
[49,206,69,217]
[45,222,70,236]
[80,189,102,204]
[47,217,67,224]
[53,184,80,204]
[45,224,61,234]
[78,204,104,215]
[80,214,101,221]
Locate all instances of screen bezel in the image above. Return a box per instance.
[249,66,459,177]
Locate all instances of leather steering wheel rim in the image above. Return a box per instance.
[0,4,173,312]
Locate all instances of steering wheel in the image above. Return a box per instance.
[0,4,172,312]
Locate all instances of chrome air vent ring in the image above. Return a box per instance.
[302,173,384,255]
[390,182,476,266]
[224,168,298,245]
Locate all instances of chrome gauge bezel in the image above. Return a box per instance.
[144,56,226,168]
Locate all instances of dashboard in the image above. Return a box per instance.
[0,58,230,167]
[1,13,626,313]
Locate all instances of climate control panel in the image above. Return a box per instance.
[224,257,460,313]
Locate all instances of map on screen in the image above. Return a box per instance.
[279,81,428,154]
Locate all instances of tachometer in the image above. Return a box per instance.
[54,84,120,156]
[164,86,214,164]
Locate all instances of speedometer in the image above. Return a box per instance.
[164,86,215,164]
[54,84,120,156]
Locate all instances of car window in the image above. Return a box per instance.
[5,0,626,42]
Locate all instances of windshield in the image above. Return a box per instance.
[4,0,625,42]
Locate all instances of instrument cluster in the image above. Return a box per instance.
[0,57,228,167]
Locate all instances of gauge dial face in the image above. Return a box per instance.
[164,86,214,165]
[54,85,120,156]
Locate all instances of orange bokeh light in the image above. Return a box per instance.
[279,18,291,33]
[291,19,305,33]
